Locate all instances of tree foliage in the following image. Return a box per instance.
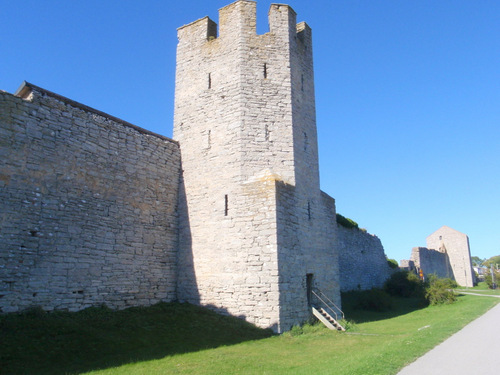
[471,256,485,267]
[485,269,500,289]
[483,255,500,268]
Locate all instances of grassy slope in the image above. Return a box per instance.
[0,303,272,375]
[1,295,498,375]
[86,295,497,375]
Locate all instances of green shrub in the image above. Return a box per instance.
[336,213,359,230]
[387,259,399,269]
[485,269,500,289]
[384,271,425,298]
[432,276,457,289]
[342,289,393,312]
[425,275,457,305]
[286,322,328,337]
[289,324,304,336]
[337,319,357,331]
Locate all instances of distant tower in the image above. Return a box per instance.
[427,226,474,287]
[174,0,339,332]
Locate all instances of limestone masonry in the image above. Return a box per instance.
[401,226,474,287]
[0,83,181,312]
[0,0,392,332]
[337,226,392,292]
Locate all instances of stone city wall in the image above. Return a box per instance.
[276,185,340,331]
[0,84,181,313]
[337,225,392,291]
[402,226,475,287]
[409,247,454,280]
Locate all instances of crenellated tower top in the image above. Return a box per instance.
[174,0,318,187]
[177,1,312,49]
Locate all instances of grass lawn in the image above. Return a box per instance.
[455,281,500,295]
[1,294,498,375]
[0,303,272,375]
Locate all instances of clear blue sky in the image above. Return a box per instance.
[2,1,499,262]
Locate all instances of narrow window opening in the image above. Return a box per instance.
[265,124,270,141]
[304,132,308,151]
[307,200,311,220]
[224,194,228,216]
[207,129,211,149]
[208,73,212,89]
[301,74,304,91]
[263,63,268,79]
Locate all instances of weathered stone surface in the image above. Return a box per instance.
[402,226,475,287]
[174,1,339,332]
[0,1,393,333]
[337,225,392,291]
[0,86,181,313]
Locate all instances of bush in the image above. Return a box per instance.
[336,213,359,230]
[387,259,399,269]
[287,322,327,336]
[435,276,457,289]
[342,289,393,312]
[289,324,304,336]
[485,269,500,289]
[425,275,457,305]
[337,319,357,331]
[384,271,425,298]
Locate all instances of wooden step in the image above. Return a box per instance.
[312,306,345,331]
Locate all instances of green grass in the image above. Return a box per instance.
[1,295,498,375]
[455,282,500,295]
[0,303,272,375]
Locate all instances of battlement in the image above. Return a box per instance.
[177,0,311,46]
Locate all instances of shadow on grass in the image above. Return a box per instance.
[0,302,273,375]
[342,292,428,324]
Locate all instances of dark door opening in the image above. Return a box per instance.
[306,273,314,306]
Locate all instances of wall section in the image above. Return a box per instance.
[409,247,454,279]
[0,86,181,313]
[337,225,392,291]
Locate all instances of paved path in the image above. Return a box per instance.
[398,297,500,374]
[454,290,500,297]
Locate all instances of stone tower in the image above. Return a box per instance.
[427,226,474,287]
[173,0,339,332]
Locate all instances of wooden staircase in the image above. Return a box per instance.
[312,306,345,331]
[311,288,345,331]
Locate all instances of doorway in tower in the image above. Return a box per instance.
[306,273,314,306]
